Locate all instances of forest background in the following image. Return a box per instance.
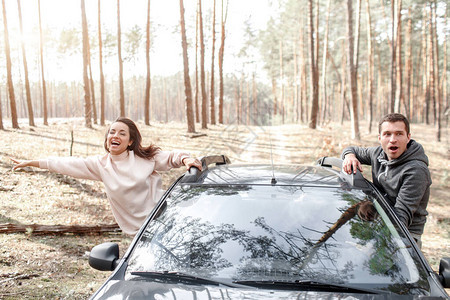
[0,0,449,298]
[0,0,448,137]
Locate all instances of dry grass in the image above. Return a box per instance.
[0,118,448,299]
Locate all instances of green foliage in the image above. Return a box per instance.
[57,28,81,56]
[102,29,118,59]
[124,25,143,63]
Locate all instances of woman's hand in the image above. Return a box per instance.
[10,158,40,170]
[182,157,203,171]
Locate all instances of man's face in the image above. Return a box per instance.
[378,121,411,160]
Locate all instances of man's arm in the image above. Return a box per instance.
[342,153,363,174]
[341,146,375,174]
[394,166,430,228]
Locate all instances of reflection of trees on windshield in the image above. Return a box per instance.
[135,214,246,277]
[336,194,404,278]
[130,185,251,277]
[234,216,353,283]
[231,199,363,282]
[129,187,426,292]
[347,197,428,292]
[233,198,415,286]
[173,185,246,205]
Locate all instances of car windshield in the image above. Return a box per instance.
[125,184,430,294]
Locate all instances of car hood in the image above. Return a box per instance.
[91,280,444,300]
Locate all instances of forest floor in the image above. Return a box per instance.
[0,118,448,299]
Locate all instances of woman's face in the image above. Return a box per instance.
[107,122,133,155]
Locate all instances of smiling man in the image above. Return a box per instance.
[341,113,431,248]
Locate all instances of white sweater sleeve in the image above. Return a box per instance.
[153,150,190,172]
[39,156,103,181]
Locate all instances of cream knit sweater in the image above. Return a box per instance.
[39,150,189,235]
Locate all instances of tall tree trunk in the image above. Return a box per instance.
[198,0,208,129]
[81,0,92,128]
[271,77,278,116]
[0,90,3,129]
[293,38,299,122]
[376,47,384,117]
[316,202,359,245]
[98,0,105,126]
[365,0,374,133]
[234,80,239,124]
[314,0,319,71]
[209,0,216,125]
[405,6,412,120]
[195,5,200,122]
[246,79,250,125]
[239,75,243,125]
[88,47,97,124]
[17,0,34,127]
[179,0,195,133]
[117,0,125,117]
[321,0,331,124]
[432,1,440,140]
[354,0,361,77]
[308,0,319,129]
[299,18,306,123]
[38,0,48,126]
[389,0,397,113]
[394,0,403,113]
[428,7,436,124]
[252,72,257,124]
[144,0,151,125]
[442,9,448,128]
[2,0,19,129]
[346,0,360,140]
[340,40,348,124]
[353,0,361,121]
[279,40,285,124]
[218,0,227,124]
[422,6,429,124]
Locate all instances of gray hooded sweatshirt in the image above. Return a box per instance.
[342,140,431,236]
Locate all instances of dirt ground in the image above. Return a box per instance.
[0,118,448,299]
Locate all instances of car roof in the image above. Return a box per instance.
[180,155,369,189]
[185,164,341,186]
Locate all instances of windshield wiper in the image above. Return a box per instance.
[232,279,388,294]
[130,271,243,288]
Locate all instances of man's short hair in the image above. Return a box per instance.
[378,113,410,135]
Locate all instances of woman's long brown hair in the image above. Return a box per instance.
[104,117,160,159]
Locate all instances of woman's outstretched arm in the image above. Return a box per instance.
[11,156,102,181]
[11,158,40,170]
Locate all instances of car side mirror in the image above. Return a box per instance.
[89,242,119,271]
[438,257,450,288]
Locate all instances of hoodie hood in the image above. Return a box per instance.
[377,140,428,167]
[376,140,428,182]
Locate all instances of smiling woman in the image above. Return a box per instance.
[106,122,134,155]
[10,117,202,235]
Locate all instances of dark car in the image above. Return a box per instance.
[89,155,450,299]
